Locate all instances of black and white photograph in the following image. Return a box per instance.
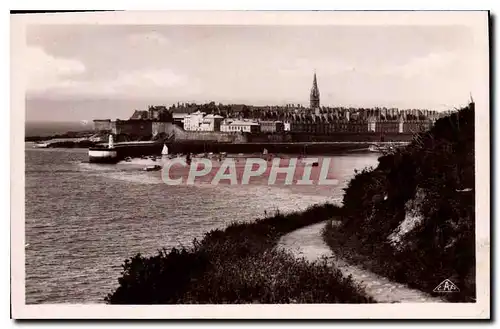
[10,10,490,319]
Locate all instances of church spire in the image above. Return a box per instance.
[310,72,320,109]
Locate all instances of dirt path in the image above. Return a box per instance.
[277,221,444,303]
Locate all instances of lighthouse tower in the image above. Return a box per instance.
[108,134,114,148]
[310,72,320,111]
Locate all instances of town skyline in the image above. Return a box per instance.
[26,24,482,121]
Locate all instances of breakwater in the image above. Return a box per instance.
[92,141,405,162]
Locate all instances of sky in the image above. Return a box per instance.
[24,24,485,121]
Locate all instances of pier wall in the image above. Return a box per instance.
[174,131,248,143]
[247,132,416,143]
[165,141,379,155]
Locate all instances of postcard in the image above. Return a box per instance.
[11,10,490,319]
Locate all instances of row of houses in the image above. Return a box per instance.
[175,110,434,134]
[180,111,283,133]
[93,105,443,138]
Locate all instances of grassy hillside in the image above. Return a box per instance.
[106,204,374,304]
[323,102,476,302]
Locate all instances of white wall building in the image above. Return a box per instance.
[183,111,206,131]
[199,114,224,131]
[183,111,225,131]
[172,113,189,126]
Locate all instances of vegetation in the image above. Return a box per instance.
[105,204,374,304]
[323,102,476,302]
[24,130,95,142]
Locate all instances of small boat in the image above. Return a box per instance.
[143,165,162,172]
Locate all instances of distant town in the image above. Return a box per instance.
[85,72,452,143]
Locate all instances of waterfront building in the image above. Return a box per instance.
[403,119,433,133]
[183,111,224,131]
[220,119,260,133]
[152,122,176,138]
[172,113,188,127]
[111,119,153,137]
[93,119,112,132]
[183,111,206,131]
[259,120,285,133]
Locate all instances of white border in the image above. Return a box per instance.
[10,10,490,319]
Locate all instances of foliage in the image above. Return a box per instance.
[106,204,374,304]
[324,103,476,302]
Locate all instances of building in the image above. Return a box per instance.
[199,114,224,131]
[152,122,177,138]
[259,120,284,133]
[220,119,260,133]
[93,119,112,132]
[367,116,377,132]
[183,111,224,131]
[374,120,401,133]
[172,113,189,127]
[130,110,149,120]
[310,72,320,110]
[183,111,206,131]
